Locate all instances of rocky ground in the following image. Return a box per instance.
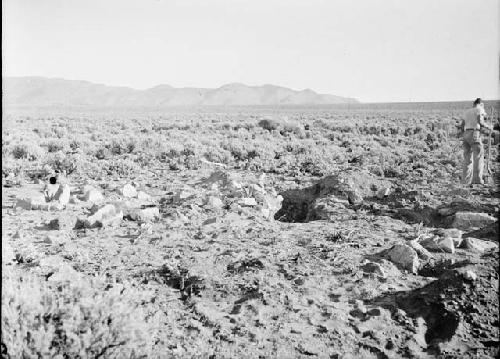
[2,106,499,358]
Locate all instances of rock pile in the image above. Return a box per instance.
[181,171,284,221]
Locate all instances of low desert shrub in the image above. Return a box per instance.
[10,143,46,161]
[258,118,280,132]
[44,140,66,153]
[1,267,154,358]
[43,153,78,176]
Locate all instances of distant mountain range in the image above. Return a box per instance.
[2,77,358,107]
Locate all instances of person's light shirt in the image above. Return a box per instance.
[464,106,487,130]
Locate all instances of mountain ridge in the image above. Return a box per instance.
[2,76,359,107]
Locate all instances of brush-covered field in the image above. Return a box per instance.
[2,104,499,358]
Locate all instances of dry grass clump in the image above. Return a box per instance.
[9,143,46,161]
[1,266,155,358]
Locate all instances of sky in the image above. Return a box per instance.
[2,0,499,103]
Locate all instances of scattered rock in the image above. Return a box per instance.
[227,258,264,273]
[15,192,47,210]
[437,228,463,247]
[47,263,81,282]
[377,187,391,199]
[42,234,68,245]
[119,183,138,198]
[386,244,419,274]
[463,270,478,281]
[451,212,497,230]
[205,196,224,209]
[82,187,105,203]
[47,216,78,231]
[127,207,160,222]
[2,239,15,263]
[174,189,196,203]
[347,190,363,205]
[69,195,81,204]
[437,237,455,254]
[80,204,123,228]
[361,261,387,278]
[137,191,151,201]
[239,197,258,206]
[409,240,433,260]
[461,237,499,253]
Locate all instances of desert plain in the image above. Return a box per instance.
[2,102,499,358]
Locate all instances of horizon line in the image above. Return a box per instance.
[4,75,499,104]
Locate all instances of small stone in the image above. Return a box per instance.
[69,195,80,204]
[174,189,195,202]
[347,191,363,205]
[438,228,463,247]
[83,204,122,228]
[361,262,387,278]
[462,237,499,253]
[119,184,138,198]
[205,196,224,209]
[377,187,391,199]
[47,264,81,282]
[137,191,151,201]
[2,240,15,263]
[437,237,455,254]
[16,192,46,210]
[437,207,456,217]
[464,270,477,281]
[386,244,420,274]
[47,216,78,231]
[409,239,433,259]
[82,187,104,203]
[452,212,497,230]
[239,197,258,206]
[128,207,160,222]
[202,217,218,226]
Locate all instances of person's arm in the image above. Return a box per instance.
[478,109,492,130]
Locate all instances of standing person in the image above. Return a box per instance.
[461,98,492,185]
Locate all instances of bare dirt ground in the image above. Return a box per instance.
[2,105,499,358]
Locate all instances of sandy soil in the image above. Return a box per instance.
[2,106,499,358]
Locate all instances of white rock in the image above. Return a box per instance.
[120,183,138,198]
[84,204,122,228]
[463,270,477,281]
[174,189,195,202]
[137,191,151,200]
[15,192,46,210]
[47,263,81,282]
[438,228,463,247]
[129,207,160,222]
[386,244,419,274]
[69,195,81,204]
[82,187,104,203]
[239,197,258,206]
[452,212,497,230]
[2,240,15,263]
[462,237,499,253]
[409,240,433,259]
[361,261,387,278]
[347,191,363,205]
[377,187,391,199]
[205,196,224,209]
[437,237,455,254]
